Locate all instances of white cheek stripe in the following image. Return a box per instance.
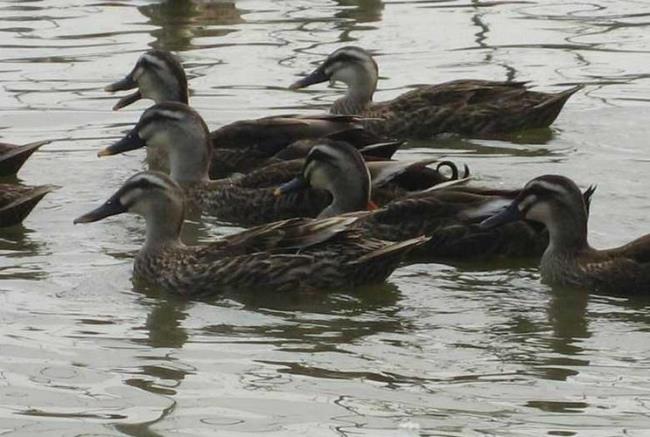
[332,48,369,62]
[120,187,143,207]
[518,194,537,212]
[141,53,168,70]
[528,180,566,196]
[154,109,184,120]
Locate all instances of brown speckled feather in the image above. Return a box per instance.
[355,80,582,138]
[356,186,548,261]
[185,156,463,226]
[0,141,49,177]
[134,217,427,296]
[208,114,384,177]
[185,180,331,226]
[0,184,53,227]
[551,240,650,294]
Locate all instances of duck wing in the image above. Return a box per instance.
[366,80,581,137]
[359,186,549,260]
[200,216,360,259]
[208,115,377,177]
[578,249,650,294]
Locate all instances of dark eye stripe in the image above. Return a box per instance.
[305,148,336,169]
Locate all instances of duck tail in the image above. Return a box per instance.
[349,235,429,284]
[532,85,584,128]
[0,185,54,227]
[0,140,50,177]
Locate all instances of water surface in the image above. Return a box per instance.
[1,0,650,435]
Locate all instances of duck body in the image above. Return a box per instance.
[0,184,53,227]
[351,80,582,138]
[290,46,581,138]
[133,218,423,295]
[184,179,330,226]
[207,114,385,178]
[276,146,553,261]
[100,103,461,227]
[538,235,650,294]
[105,49,386,178]
[276,149,598,263]
[74,172,426,296]
[355,187,548,261]
[481,175,650,294]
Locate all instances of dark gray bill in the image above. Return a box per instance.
[74,194,127,224]
[112,90,142,110]
[105,72,142,110]
[289,67,330,90]
[105,74,137,92]
[97,130,146,157]
[274,176,308,196]
[479,203,522,229]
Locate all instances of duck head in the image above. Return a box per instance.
[105,50,189,110]
[275,141,372,218]
[74,171,185,250]
[290,46,378,113]
[481,175,593,250]
[98,102,211,184]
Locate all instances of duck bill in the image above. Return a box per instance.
[479,203,522,229]
[289,67,330,90]
[274,176,308,196]
[105,73,137,92]
[97,131,146,157]
[112,90,142,110]
[74,195,126,224]
[105,72,142,110]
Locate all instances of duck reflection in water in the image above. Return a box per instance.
[137,0,243,51]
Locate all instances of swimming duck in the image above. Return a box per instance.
[105,49,387,177]
[73,171,427,295]
[290,46,582,138]
[276,149,597,262]
[480,175,649,294]
[0,140,49,177]
[0,184,53,227]
[97,102,460,226]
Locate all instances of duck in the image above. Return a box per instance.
[480,175,650,294]
[276,148,597,262]
[73,171,427,296]
[104,49,388,177]
[289,46,582,139]
[0,184,53,227]
[0,140,49,177]
[97,102,462,227]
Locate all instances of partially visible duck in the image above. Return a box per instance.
[73,171,427,295]
[276,148,597,262]
[0,140,49,177]
[290,46,582,138]
[481,175,650,294]
[0,184,53,227]
[105,49,388,177]
[97,103,461,226]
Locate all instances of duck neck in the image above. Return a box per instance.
[168,132,211,185]
[540,207,590,279]
[331,77,375,115]
[142,204,185,253]
[317,176,369,218]
[153,86,188,105]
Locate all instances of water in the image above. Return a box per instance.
[1,0,650,435]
